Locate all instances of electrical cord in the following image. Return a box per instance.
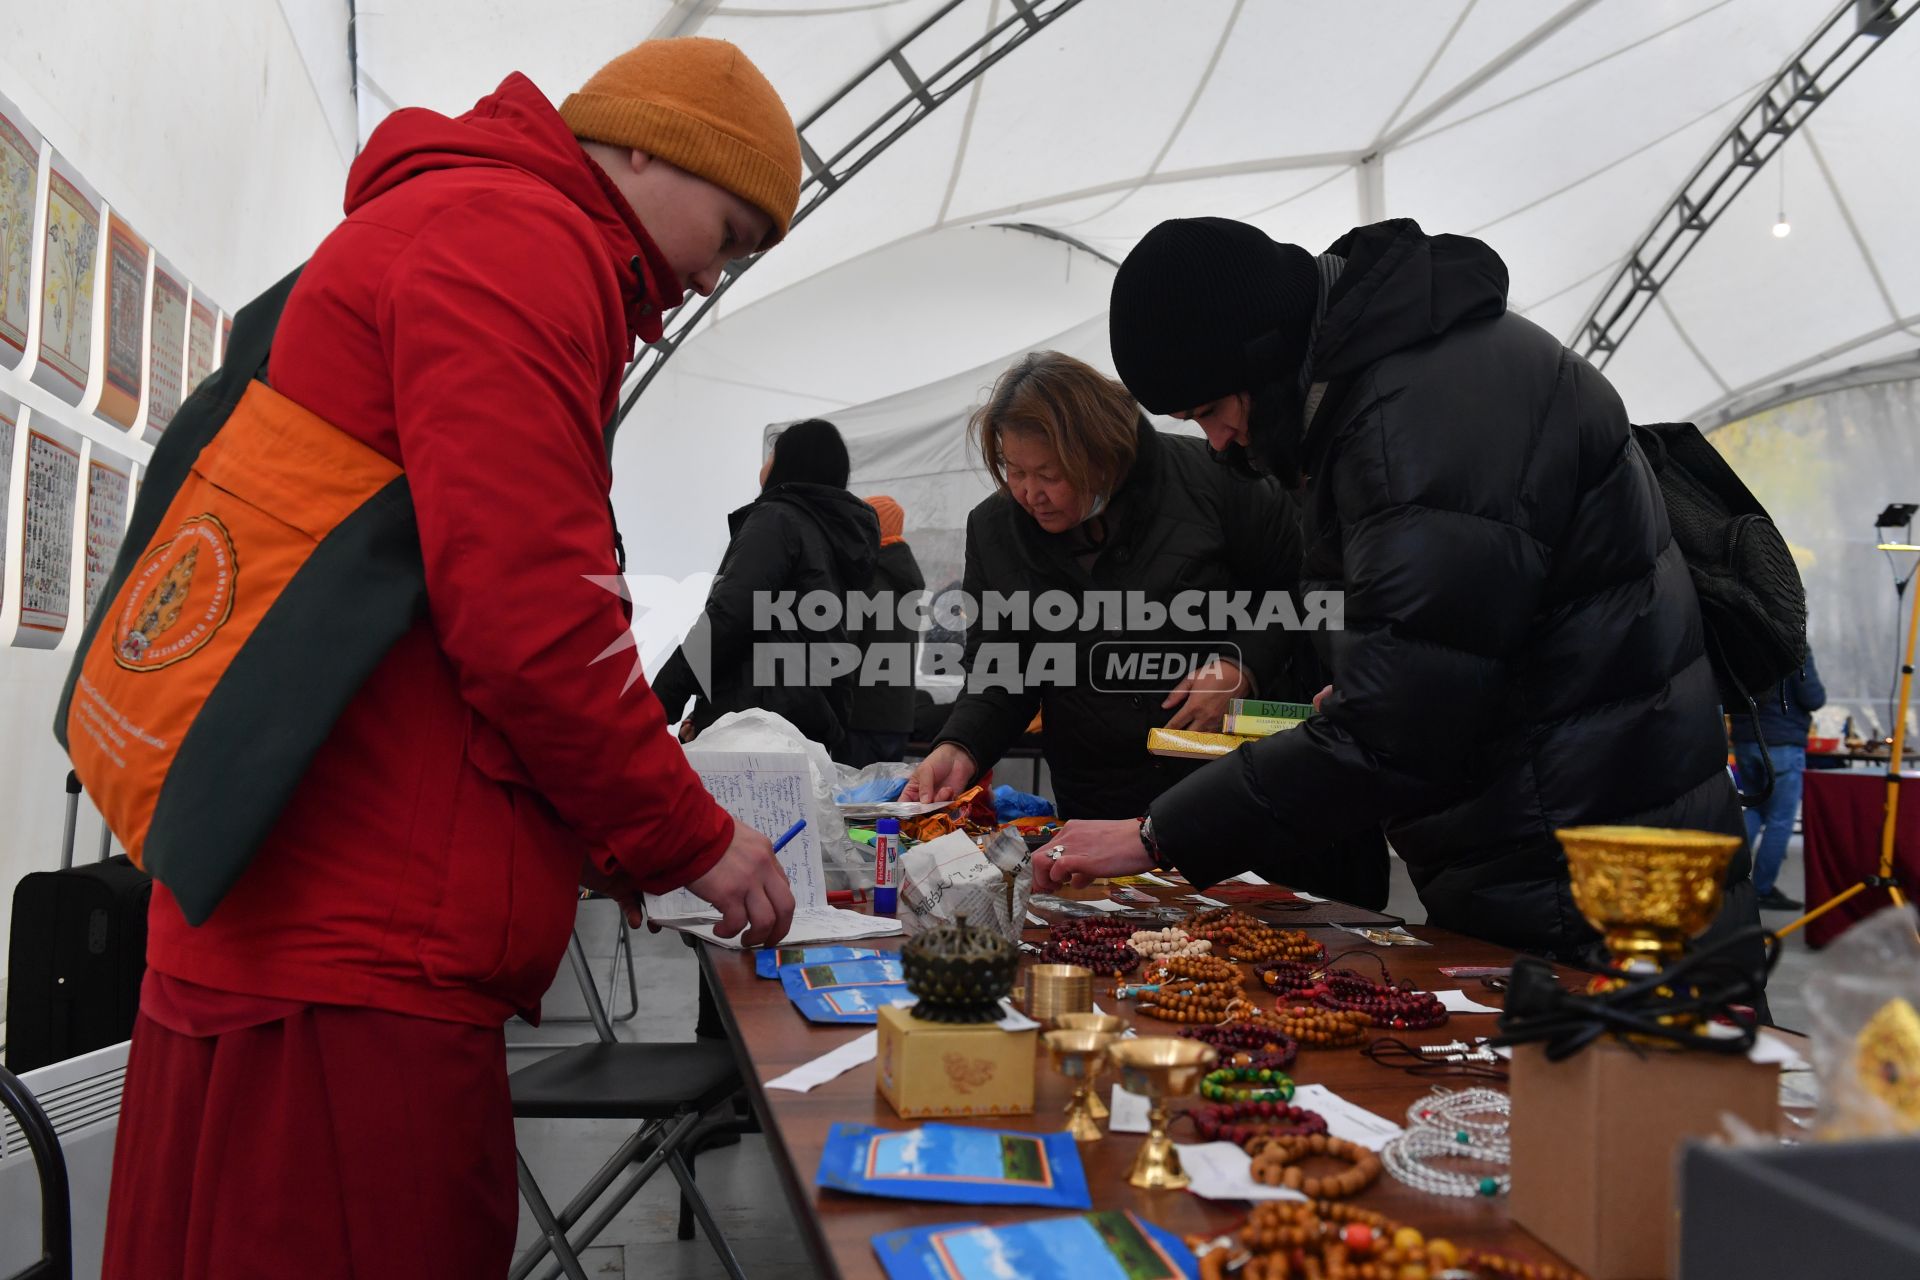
[1492,926,1780,1062]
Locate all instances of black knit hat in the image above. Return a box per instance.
[764,418,851,489]
[1108,218,1320,415]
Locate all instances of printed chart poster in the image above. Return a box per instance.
[85,449,131,618]
[185,296,216,397]
[0,397,16,614]
[36,160,99,400]
[146,262,186,434]
[20,427,79,637]
[96,214,149,428]
[220,312,231,365]
[0,98,39,366]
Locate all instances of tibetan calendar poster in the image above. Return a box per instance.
[84,446,131,618]
[34,156,100,404]
[0,94,41,369]
[20,426,79,638]
[146,259,187,436]
[0,396,16,615]
[185,294,216,398]
[96,213,149,428]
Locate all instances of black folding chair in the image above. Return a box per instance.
[508,933,747,1280]
[0,1063,72,1280]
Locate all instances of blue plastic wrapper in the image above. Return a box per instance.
[754,946,885,979]
[992,785,1056,822]
[781,957,909,1023]
[836,775,910,804]
[872,1211,1199,1280]
[818,1123,1091,1209]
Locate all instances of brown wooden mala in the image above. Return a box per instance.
[1201,1200,1588,1280]
[1256,1004,1372,1048]
[1137,981,1250,1024]
[1041,917,1140,976]
[1245,1133,1382,1199]
[1230,926,1325,966]
[1157,953,1241,985]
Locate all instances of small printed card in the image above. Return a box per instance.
[818,1123,1091,1209]
[756,946,885,978]
[872,1210,1197,1280]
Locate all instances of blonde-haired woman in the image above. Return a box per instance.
[905,351,1317,831]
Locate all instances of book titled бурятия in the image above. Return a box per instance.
[1221,698,1313,737]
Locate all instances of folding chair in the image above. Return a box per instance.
[509,933,747,1280]
[0,1063,72,1280]
[542,908,641,1026]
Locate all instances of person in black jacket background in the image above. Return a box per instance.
[902,352,1390,907]
[838,494,926,767]
[1037,218,1763,973]
[1730,653,1825,911]
[653,419,879,752]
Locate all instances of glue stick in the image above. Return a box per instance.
[873,817,900,915]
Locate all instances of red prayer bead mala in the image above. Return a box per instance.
[1188,1100,1329,1147]
[1180,1022,1300,1071]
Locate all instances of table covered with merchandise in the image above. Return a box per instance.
[699,875,1790,1280]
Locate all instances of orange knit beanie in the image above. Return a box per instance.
[561,38,802,245]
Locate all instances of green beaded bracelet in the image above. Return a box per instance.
[1200,1066,1296,1103]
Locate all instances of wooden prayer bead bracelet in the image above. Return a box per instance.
[1254,1005,1373,1048]
[1201,1200,1588,1280]
[1138,983,1250,1024]
[1157,953,1241,985]
[1187,1100,1328,1146]
[1245,1133,1382,1199]
[1180,1022,1300,1071]
[1229,927,1325,965]
[1200,1066,1296,1103]
[1129,927,1211,959]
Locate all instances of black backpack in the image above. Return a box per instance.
[1632,421,1808,804]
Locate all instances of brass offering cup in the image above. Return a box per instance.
[1108,1037,1218,1190]
[1024,964,1093,1028]
[1555,825,1742,975]
[1052,1013,1127,1118]
[1043,1029,1117,1142]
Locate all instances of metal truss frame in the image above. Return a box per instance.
[616,0,1088,422]
[1574,0,1915,368]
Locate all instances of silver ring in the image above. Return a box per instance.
[1048,845,1065,861]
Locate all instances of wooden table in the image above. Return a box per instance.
[700,890,1588,1279]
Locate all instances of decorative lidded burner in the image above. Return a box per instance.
[899,913,1018,1023]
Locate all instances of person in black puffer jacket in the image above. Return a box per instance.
[905,351,1392,910]
[1035,217,1763,974]
[653,418,879,752]
[837,494,927,768]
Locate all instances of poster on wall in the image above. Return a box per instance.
[0,92,41,370]
[0,393,18,617]
[32,154,102,406]
[220,312,231,366]
[84,445,131,618]
[185,292,216,398]
[145,255,187,439]
[94,213,149,429]
[18,420,80,644]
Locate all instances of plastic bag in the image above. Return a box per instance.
[1804,903,1920,1138]
[690,709,871,891]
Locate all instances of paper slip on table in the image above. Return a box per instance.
[697,883,1667,1280]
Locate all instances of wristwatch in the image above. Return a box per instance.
[1137,814,1168,871]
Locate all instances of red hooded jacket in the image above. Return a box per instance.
[144,74,735,1025]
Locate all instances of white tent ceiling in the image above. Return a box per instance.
[350,0,1919,576]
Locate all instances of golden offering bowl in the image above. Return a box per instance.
[1043,1029,1117,1143]
[1052,1013,1127,1118]
[1108,1037,1218,1190]
[1556,825,1741,974]
[1024,964,1093,1028]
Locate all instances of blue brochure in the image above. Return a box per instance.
[781,957,909,1022]
[817,1123,1091,1209]
[755,946,885,979]
[872,1210,1198,1280]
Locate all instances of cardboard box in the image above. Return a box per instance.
[875,1003,1037,1119]
[1508,1039,1777,1280]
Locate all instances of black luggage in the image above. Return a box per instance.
[5,772,152,1073]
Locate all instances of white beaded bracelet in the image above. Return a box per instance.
[1380,1126,1511,1198]
[1405,1086,1511,1143]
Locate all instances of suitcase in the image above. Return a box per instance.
[5,772,152,1073]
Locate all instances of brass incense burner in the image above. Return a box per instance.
[898,913,1018,1023]
[1555,825,1741,975]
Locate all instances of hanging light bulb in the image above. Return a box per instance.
[1772,144,1791,238]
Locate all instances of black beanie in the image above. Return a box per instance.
[1108,218,1320,415]
[764,418,851,490]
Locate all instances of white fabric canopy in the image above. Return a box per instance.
[347,1,1920,577]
